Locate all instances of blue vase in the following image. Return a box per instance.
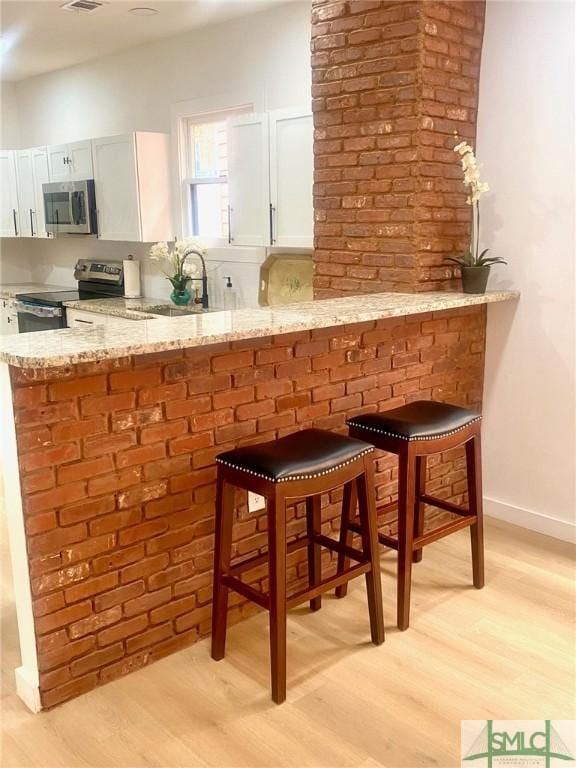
[170,281,192,306]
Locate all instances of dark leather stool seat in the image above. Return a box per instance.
[211,428,385,704]
[338,400,484,631]
[347,401,481,442]
[217,428,373,483]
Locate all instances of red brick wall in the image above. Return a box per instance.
[11,306,485,706]
[311,0,486,295]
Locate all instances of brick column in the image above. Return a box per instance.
[311,0,486,296]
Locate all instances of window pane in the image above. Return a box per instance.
[190,121,227,179]
[191,182,229,239]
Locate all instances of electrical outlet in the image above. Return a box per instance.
[248,491,266,513]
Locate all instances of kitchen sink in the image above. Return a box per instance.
[146,305,205,318]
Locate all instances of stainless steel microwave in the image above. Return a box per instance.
[42,179,97,235]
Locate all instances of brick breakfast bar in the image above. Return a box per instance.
[0,290,517,710]
[0,0,520,710]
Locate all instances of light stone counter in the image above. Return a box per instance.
[0,283,71,299]
[0,290,519,368]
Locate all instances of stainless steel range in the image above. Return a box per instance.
[15,259,125,333]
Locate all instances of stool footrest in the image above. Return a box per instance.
[229,535,310,577]
[419,494,470,517]
[414,515,475,548]
[222,575,269,609]
[287,562,371,609]
[347,511,476,551]
[314,534,368,564]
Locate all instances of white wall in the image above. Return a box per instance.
[0,82,21,147]
[478,0,575,541]
[1,1,312,305]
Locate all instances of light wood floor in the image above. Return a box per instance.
[1,514,575,768]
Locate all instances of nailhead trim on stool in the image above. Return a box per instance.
[346,416,482,442]
[216,447,374,484]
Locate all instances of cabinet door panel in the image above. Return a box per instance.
[92,135,141,241]
[0,299,19,335]
[0,151,20,237]
[47,144,70,181]
[32,148,50,238]
[227,114,270,246]
[69,140,93,180]
[269,108,314,248]
[16,150,35,237]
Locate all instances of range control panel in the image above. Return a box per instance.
[74,259,124,284]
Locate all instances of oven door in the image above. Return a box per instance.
[43,181,96,235]
[15,302,65,333]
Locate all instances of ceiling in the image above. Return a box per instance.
[0,0,279,82]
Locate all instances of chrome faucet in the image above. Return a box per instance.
[184,249,209,310]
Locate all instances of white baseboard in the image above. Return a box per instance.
[15,666,41,713]
[484,496,576,544]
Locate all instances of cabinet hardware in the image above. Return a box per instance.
[269,203,276,245]
[30,209,35,237]
[227,205,233,243]
[75,319,94,324]
[13,209,18,236]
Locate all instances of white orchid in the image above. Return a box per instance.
[149,241,170,261]
[448,133,506,270]
[148,238,207,290]
[453,137,489,205]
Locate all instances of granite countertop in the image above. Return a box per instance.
[0,290,519,369]
[62,296,205,321]
[0,283,71,299]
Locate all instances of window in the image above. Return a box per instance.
[181,108,247,242]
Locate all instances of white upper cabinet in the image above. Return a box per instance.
[224,106,313,249]
[31,148,50,238]
[16,148,51,238]
[0,150,20,238]
[92,132,173,242]
[48,140,93,181]
[15,150,35,237]
[227,113,270,247]
[269,108,314,248]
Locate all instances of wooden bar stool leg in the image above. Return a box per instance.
[268,490,287,704]
[335,480,357,599]
[412,455,427,564]
[397,448,416,631]
[466,432,485,589]
[306,495,322,611]
[356,457,385,645]
[211,472,235,661]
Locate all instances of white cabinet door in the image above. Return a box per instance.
[48,141,93,181]
[48,144,70,181]
[32,148,50,238]
[92,134,141,241]
[0,299,19,335]
[227,113,270,247]
[0,151,20,237]
[269,108,314,248]
[16,150,35,237]
[69,140,93,180]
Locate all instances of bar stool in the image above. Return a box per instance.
[211,428,385,704]
[337,401,484,631]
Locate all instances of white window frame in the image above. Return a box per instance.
[175,105,251,247]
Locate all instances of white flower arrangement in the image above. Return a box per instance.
[448,133,506,269]
[149,238,206,291]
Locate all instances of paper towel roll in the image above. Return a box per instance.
[123,259,142,299]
